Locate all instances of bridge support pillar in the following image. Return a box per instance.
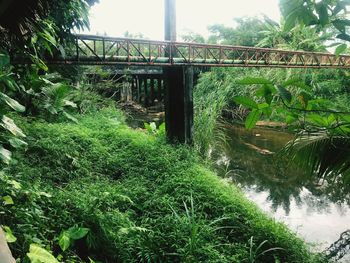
[165,66,193,144]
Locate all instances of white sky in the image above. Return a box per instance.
[82,0,281,40]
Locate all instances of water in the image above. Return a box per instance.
[214,124,350,259]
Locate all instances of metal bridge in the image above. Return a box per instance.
[49,34,350,69]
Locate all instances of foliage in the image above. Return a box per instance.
[58,226,89,251]
[0,51,26,165]
[246,236,284,263]
[14,71,78,122]
[194,68,247,154]
[257,21,329,51]
[280,0,350,51]
[144,122,165,136]
[207,17,271,46]
[0,108,325,262]
[27,244,58,263]
[234,76,350,178]
[0,0,98,47]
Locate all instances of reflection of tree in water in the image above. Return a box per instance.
[214,125,350,214]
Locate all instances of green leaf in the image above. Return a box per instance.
[62,111,78,123]
[333,20,346,33]
[3,226,17,243]
[261,107,272,118]
[2,76,19,91]
[27,244,59,263]
[58,232,71,252]
[284,11,298,31]
[9,138,28,149]
[63,100,77,108]
[1,116,26,137]
[29,55,49,71]
[277,86,292,103]
[2,195,14,205]
[144,122,157,134]
[0,52,10,68]
[67,226,89,240]
[9,180,22,189]
[316,2,329,26]
[0,92,25,112]
[233,96,258,109]
[286,114,297,124]
[307,114,328,126]
[237,77,272,85]
[336,33,350,42]
[0,146,11,164]
[335,44,347,57]
[245,109,261,130]
[258,103,270,109]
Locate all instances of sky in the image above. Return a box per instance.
[82,0,281,40]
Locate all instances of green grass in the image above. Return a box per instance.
[1,107,325,262]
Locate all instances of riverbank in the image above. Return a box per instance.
[1,108,325,262]
[213,123,350,259]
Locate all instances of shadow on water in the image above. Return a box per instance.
[213,123,350,253]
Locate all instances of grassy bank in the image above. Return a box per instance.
[1,108,324,262]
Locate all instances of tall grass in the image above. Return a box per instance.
[1,108,326,262]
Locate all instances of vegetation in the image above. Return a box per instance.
[193,14,350,178]
[1,108,325,262]
[1,0,350,261]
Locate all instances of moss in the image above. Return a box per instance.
[2,108,326,262]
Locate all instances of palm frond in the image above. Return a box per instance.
[283,131,350,178]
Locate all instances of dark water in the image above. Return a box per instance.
[214,124,350,256]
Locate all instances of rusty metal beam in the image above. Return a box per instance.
[13,34,350,69]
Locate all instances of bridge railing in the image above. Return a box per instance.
[45,34,350,68]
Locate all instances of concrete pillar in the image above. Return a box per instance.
[165,66,193,144]
[164,0,193,144]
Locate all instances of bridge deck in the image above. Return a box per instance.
[35,34,350,68]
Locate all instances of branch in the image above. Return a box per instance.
[281,99,350,115]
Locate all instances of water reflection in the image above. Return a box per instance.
[214,124,350,250]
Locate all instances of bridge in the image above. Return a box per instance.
[16,0,350,144]
[48,34,350,69]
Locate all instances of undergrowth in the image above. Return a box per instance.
[1,107,326,262]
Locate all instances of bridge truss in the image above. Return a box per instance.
[46,34,350,69]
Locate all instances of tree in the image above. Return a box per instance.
[207,17,270,46]
[257,21,329,51]
[280,0,350,44]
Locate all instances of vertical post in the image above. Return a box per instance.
[137,77,142,103]
[157,78,162,102]
[144,78,149,108]
[164,0,177,42]
[184,66,194,144]
[102,38,105,60]
[164,0,193,144]
[150,78,155,105]
[131,77,135,101]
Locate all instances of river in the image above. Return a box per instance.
[213,124,350,261]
